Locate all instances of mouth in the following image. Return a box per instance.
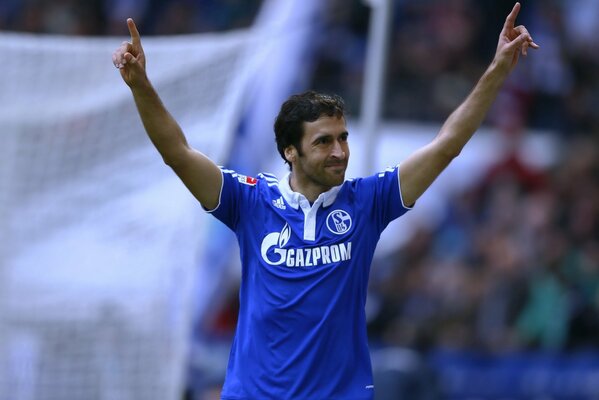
[325,164,347,172]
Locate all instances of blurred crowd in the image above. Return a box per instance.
[3,0,598,136]
[3,0,597,356]
[0,0,261,36]
[317,0,599,355]
[368,134,599,353]
[315,0,599,136]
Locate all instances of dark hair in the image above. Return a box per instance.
[274,91,345,167]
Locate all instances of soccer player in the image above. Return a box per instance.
[113,3,538,399]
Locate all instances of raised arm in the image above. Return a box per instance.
[112,18,222,210]
[398,2,539,206]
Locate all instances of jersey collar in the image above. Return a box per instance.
[279,173,341,210]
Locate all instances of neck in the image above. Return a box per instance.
[289,172,331,203]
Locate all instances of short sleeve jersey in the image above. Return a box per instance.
[208,166,411,400]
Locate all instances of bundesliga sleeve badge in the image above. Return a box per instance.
[237,174,258,186]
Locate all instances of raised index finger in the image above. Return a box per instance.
[127,18,141,45]
[503,2,521,31]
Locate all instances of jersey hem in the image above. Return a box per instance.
[221,396,373,400]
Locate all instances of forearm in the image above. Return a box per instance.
[399,3,537,206]
[398,62,509,205]
[130,80,189,165]
[436,60,509,157]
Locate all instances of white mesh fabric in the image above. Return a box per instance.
[0,29,256,400]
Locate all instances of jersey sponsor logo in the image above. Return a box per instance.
[237,174,258,186]
[260,223,352,267]
[326,209,352,235]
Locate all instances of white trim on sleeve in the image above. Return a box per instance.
[396,163,414,210]
[204,168,225,213]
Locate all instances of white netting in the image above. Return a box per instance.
[0,28,259,400]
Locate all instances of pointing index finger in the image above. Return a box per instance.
[503,2,521,31]
[127,18,141,45]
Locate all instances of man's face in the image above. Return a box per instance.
[290,115,350,190]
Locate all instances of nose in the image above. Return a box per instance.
[331,141,346,160]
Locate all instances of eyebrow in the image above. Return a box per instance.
[311,131,349,144]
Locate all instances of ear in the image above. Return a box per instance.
[284,146,297,164]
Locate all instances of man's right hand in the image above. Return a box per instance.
[112,18,147,88]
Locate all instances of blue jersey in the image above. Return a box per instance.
[208,166,411,400]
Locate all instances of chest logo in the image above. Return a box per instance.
[260,222,352,267]
[326,209,352,235]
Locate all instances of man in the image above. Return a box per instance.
[112,3,538,399]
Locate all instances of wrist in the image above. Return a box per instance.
[129,76,152,94]
[483,60,510,89]
[488,58,511,80]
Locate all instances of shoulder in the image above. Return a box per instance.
[218,168,267,188]
[256,172,280,187]
[219,168,259,186]
[343,165,399,191]
[256,172,286,202]
[232,170,285,199]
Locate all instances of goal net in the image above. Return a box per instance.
[0,27,262,400]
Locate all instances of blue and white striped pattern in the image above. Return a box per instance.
[258,172,279,187]
[377,166,396,178]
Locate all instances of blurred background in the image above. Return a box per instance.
[1,0,598,399]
